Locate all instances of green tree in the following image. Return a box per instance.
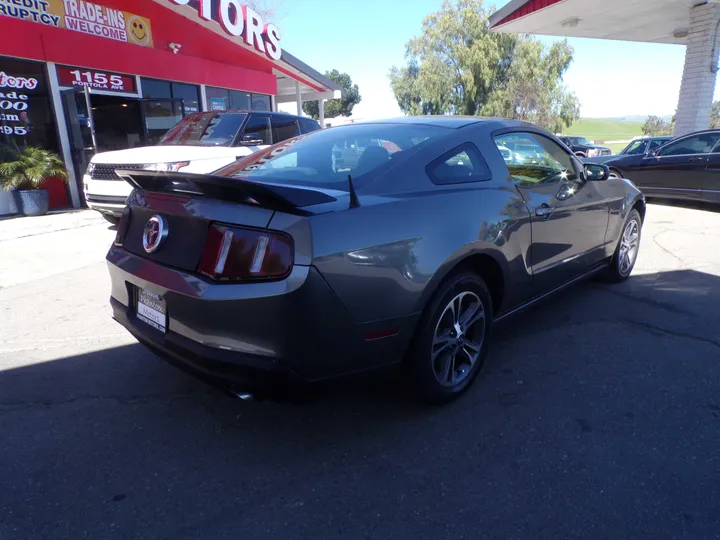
[388,0,579,131]
[710,101,720,129]
[303,70,362,119]
[642,115,672,136]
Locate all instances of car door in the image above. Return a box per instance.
[494,131,610,295]
[236,113,272,151]
[625,132,720,195]
[700,139,720,201]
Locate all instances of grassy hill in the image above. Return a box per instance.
[564,118,644,152]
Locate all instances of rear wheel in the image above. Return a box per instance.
[407,271,492,404]
[609,168,623,179]
[603,209,642,283]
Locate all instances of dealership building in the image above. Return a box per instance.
[0,0,341,215]
[489,0,720,138]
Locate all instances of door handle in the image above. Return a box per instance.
[536,205,555,218]
[688,156,706,162]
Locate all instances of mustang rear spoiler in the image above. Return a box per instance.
[115,170,337,213]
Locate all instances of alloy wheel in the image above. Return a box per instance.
[431,291,486,387]
[618,219,640,275]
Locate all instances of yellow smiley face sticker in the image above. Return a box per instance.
[126,15,152,47]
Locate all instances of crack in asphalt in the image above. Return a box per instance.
[652,229,690,265]
[595,285,695,317]
[497,317,720,351]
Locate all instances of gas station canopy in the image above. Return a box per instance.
[489,0,720,136]
[489,0,700,45]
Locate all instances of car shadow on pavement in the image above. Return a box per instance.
[3,268,720,539]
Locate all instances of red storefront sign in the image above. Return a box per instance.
[57,65,136,93]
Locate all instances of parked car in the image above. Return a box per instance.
[584,136,673,164]
[84,111,321,224]
[603,129,720,203]
[558,136,612,158]
[106,116,645,404]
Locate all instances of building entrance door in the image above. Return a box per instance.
[61,87,96,206]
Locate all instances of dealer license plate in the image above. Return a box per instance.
[136,288,167,333]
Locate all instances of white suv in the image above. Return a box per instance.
[84,111,321,223]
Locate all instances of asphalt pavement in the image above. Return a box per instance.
[1,204,720,540]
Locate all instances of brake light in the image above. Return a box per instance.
[198,224,294,281]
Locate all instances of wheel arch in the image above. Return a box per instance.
[415,248,508,318]
[632,197,646,222]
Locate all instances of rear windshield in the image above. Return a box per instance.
[214,123,447,191]
[158,112,247,147]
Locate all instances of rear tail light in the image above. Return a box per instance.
[198,224,294,281]
[113,206,132,246]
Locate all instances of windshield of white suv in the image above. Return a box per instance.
[158,112,248,146]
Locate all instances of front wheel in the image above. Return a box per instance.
[603,209,642,282]
[609,168,623,179]
[406,271,492,404]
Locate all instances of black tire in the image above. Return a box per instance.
[406,271,493,404]
[603,209,642,283]
[609,168,623,179]
[102,214,120,225]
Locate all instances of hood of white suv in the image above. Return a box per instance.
[90,145,255,164]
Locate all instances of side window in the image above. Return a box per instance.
[625,140,647,155]
[658,133,720,156]
[426,143,491,185]
[494,132,578,186]
[240,114,272,145]
[299,118,321,134]
[271,116,300,142]
[649,139,667,152]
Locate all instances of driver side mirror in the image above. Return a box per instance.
[646,149,658,158]
[239,132,264,146]
[584,163,609,181]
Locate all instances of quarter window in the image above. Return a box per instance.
[271,116,300,142]
[426,143,491,185]
[494,132,578,186]
[658,133,720,156]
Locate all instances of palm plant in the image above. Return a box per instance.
[0,147,67,191]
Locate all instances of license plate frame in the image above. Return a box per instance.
[136,288,167,333]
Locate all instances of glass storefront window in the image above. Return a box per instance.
[251,94,271,112]
[172,82,201,114]
[230,90,250,110]
[141,78,171,99]
[206,87,230,111]
[0,56,59,155]
[208,87,271,112]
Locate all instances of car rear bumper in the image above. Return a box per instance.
[107,246,417,390]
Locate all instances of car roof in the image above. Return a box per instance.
[349,116,543,130]
[188,110,317,121]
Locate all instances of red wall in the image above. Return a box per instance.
[1,0,278,95]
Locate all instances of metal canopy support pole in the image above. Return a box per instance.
[295,80,302,116]
[319,99,325,127]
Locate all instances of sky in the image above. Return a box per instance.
[272,0,714,120]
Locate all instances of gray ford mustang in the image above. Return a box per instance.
[107,116,645,404]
